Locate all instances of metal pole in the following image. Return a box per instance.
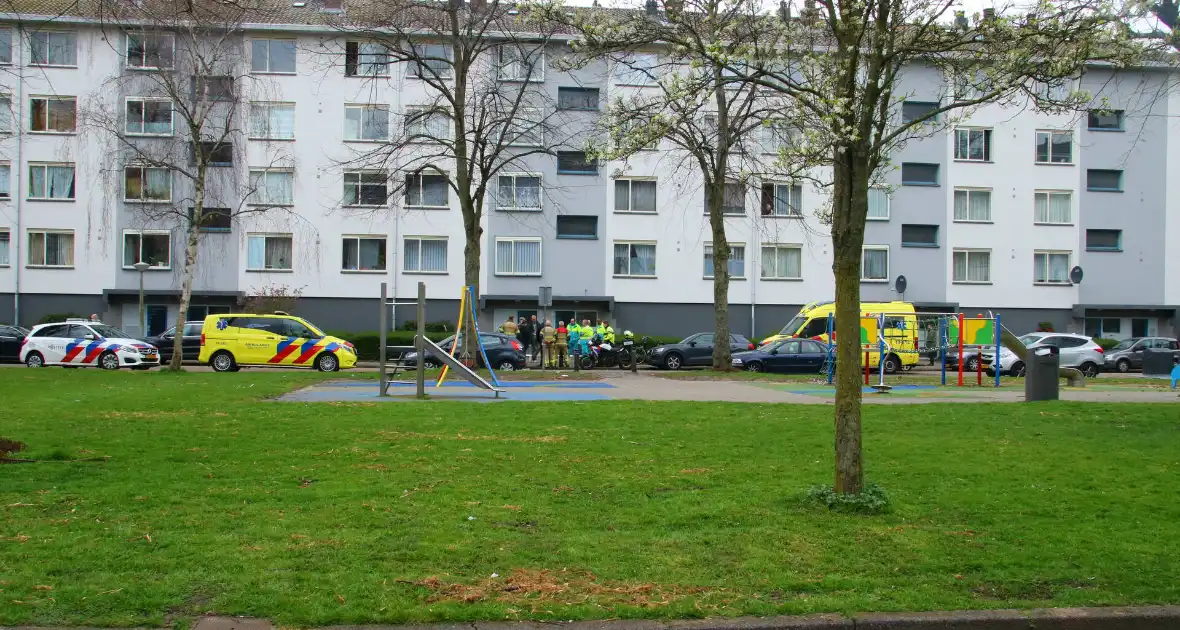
[826,313,834,385]
[379,282,387,396]
[138,270,145,336]
[994,313,1002,388]
[957,312,965,387]
[877,312,886,387]
[939,316,947,386]
[416,282,426,400]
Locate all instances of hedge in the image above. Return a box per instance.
[37,313,87,325]
[1093,337,1120,351]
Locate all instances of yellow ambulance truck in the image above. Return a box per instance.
[762,300,920,373]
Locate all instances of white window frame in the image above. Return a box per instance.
[249,102,295,140]
[26,229,74,268]
[29,96,76,134]
[250,38,297,74]
[345,41,391,77]
[409,43,452,79]
[1033,250,1072,285]
[1034,79,1072,102]
[760,244,803,280]
[613,53,659,86]
[952,248,991,284]
[248,169,295,206]
[1035,129,1073,165]
[494,237,542,277]
[1034,190,1072,225]
[0,28,12,65]
[861,245,889,282]
[497,45,545,82]
[123,165,172,203]
[341,234,387,273]
[761,181,802,217]
[125,97,173,136]
[29,31,76,67]
[703,242,746,279]
[614,178,657,214]
[761,120,795,154]
[0,228,9,266]
[125,33,174,70]
[343,171,388,207]
[953,127,991,162]
[953,187,992,223]
[504,106,543,147]
[613,240,657,278]
[405,105,452,142]
[343,104,390,142]
[0,161,10,198]
[0,94,11,133]
[27,162,75,200]
[867,186,890,220]
[496,172,542,211]
[402,236,448,274]
[245,233,294,271]
[122,229,172,270]
[404,171,450,209]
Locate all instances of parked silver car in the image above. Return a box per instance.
[1103,337,1179,373]
[983,333,1105,378]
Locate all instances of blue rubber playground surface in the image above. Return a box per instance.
[279,379,617,403]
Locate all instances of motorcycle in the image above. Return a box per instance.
[587,338,620,369]
[616,335,650,369]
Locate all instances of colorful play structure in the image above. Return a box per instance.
[824,311,1003,390]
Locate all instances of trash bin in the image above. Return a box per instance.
[1025,345,1060,402]
[1142,348,1176,376]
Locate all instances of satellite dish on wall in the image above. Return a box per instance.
[894,275,908,294]
[1069,266,1084,284]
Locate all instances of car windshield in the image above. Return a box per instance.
[298,319,325,337]
[1112,339,1138,351]
[1017,334,1045,346]
[779,315,807,336]
[90,325,132,338]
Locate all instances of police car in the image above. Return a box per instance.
[20,319,160,370]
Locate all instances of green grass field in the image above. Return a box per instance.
[2,369,1179,627]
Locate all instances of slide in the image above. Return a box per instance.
[1000,329,1085,387]
[421,337,506,396]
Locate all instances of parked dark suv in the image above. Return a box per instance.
[402,332,527,371]
[647,332,755,369]
[1103,337,1179,373]
[146,321,204,363]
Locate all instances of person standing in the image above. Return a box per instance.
[568,322,582,370]
[555,321,569,368]
[541,320,556,367]
[531,314,542,358]
[499,316,518,337]
[517,317,532,360]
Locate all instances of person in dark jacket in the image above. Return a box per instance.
[517,317,533,358]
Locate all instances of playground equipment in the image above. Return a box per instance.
[378,282,504,399]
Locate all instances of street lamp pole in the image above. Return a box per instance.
[133,261,151,336]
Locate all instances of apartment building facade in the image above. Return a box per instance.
[0,3,1177,341]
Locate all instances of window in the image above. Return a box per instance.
[901,163,938,186]
[1087,109,1124,131]
[126,98,172,135]
[861,247,888,281]
[190,207,231,232]
[1034,191,1071,224]
[497,174,541,210]
[497,45,544,81]
[556,215,598,239]
[124,165,172,202]
[126,33,174,69]
[557,151,597,175]
[344,104,389,141]
[1035,131,1072,164]
[901,101,937,123]
[345,41,390,77]
[123,230,171,269]
[954,128,991,161]
[0,163,9,198]
[409,43,451,79]
[952,249,991,283]
[405,106,450,141]
[192,76,234,101]
[251,39,296,73]
[953,188,991,222]
[760,182,801,217]
[28,163,75,200]
[190,141,233,166]
[867,187,889,220]
[1085,319,1120,338]
[901,224,938,247]
[0,96,10,132]
[27,230,74,267]
[504,107,543,146]
[762,120,795,154]
[1086,229,1121,251]
[404,172,448,208]
[1034,251,1071,284]
[344,171,387,206]
[558,87,599,111]
[1034,80,1070,102]
[0,29,11,64]
[1102,319,1122,334]
[249,102,295,139]
[341,236,386,271]
[30,96,76,133]
[614,179,656,213]
[761,244,802,280]
[703,244,745,278]
[246,234,293,271]
[248,170,294,206]
[614,53,658,85]
[1087,169,1122,192]
[613,241,656,277]
[30,31,76,66]
[707,181,745,215]
[495,238,541,276]
[403,237,447,273]
[1132,319,1150,338]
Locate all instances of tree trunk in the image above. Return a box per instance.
[706,181,732,370]
[169,180,204,371]
[830,152,870,495]
[460,194,481,364]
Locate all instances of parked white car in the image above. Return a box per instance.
[20,319,160,370]
[983,333,1105,378]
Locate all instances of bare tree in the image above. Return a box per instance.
[88,0,300,369]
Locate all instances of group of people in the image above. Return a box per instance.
[498,315,618,368]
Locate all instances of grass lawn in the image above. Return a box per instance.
[3,370,1180,627]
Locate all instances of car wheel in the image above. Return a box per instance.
[1116,359,1131,373]
[1080,362,1099,378]
[664,353,683,370]
[883,353,901,374]
[1010,361,1026,377]
[316,352,340,372]
[497,360,516,371]
[98,352,121,371]
[745,361,763,372]
[24,352,44,368]
[964,357,979,372]
[210,351,236,373]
